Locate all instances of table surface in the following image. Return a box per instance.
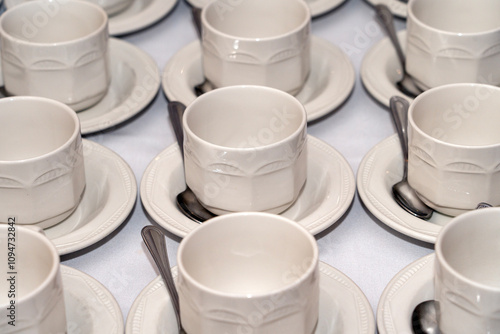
[63,0,434,331]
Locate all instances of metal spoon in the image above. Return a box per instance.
[141,225,186,334]
[375,4,422,98]
[412,300,440,334]
[389,96,433,220]
[167,101,216,223]
[191,7,215,96]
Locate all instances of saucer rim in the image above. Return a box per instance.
[61,264,125,334]
[161,35,355,122]
[108,0,178,36]
[184,0,347,17]
[360,30,413,108]
[376,253,434,334]
[356,134,450,244]
[78,38,160,134]
[46,139,137,255]
[363,0,407,18]
[124,261,375,334]
[140,135,355,238]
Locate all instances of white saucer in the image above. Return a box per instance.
[140,135,355,238]
[108,0,178,36]
[361,31,412,108]
[77,38,160,134]
[357,134,452,244]
[4,0,178,36]
[364,0,407,18]
[185,0,347,18]
[125,261,375,333]
[162,36,355,122]
[45,139,137,255]
[377,254,434,334]
[61,265,124,334]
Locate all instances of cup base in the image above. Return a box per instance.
[416,191,474,217]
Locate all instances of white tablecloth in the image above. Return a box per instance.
[63,0,434,331]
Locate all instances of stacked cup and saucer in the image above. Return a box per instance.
[370,1,500,332]
[0,1,146,332]
[136,0,372,333]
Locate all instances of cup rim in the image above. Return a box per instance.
[0,225,61,305]
[0,0,108,47]
[201,0,310,42]
[0,96,81,164]
[408,83,500,150]
[183,85,307,152]
[407,0,500,36]
[177,212,319,298]
[435,207,500,292]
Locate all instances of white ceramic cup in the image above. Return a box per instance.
[406,0,500,90]
[0,224,67,333]
[435,207,500,333]
[177,212,320,334]
[183,85,308,215]
[0,0,110,111]
[407,83,500,216]
[201,0,311,95]
[0,96,86,228]
[85,0,132,16]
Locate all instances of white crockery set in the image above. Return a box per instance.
[1,0,500,333]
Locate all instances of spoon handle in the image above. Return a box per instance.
[141,225,182,332]
[168,101,186,158]
[375,4,406,67]
[389,96,410,174]
[191,7,202,39]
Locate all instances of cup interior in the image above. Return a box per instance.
[184,86,306,149]
[409,0,500,34]
[1,0,106,43]
[410,84,500,146]
[204,0,309,38]
[0,226,58,304]
[0,97,78,161]
[178,213,317,295]
[437,209,500,287]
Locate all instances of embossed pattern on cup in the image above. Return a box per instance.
[201,0,311,95]
[0,96,85,228]
[407,83,500,216]
[435,207,500,333]
[0,0,110,111]
[406,0,500,90]
[177,212,319,334]
[183,85,307,215]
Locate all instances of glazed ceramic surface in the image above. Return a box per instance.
[183,85,308,215]
[0,225,66,333]
[0,97,85,228]
[162,36,355,122]
[86,0,133,15]
[407,83,500,216]
[201,0,311,94]
[0,0,110,111]
[406,0,500,90]
[177,212,319,334]
[435,208,500,333]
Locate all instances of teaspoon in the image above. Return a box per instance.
[141,225,186,334]
[389,96,433,220]
[412,300,440,334]
[191,7,215,96]
[375,4,422,98]
[167,101,215,223]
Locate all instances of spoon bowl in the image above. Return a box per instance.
[389,96,433,220]
[411,300,440,334]
[167,101,215,223]
[375,4,422,98]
